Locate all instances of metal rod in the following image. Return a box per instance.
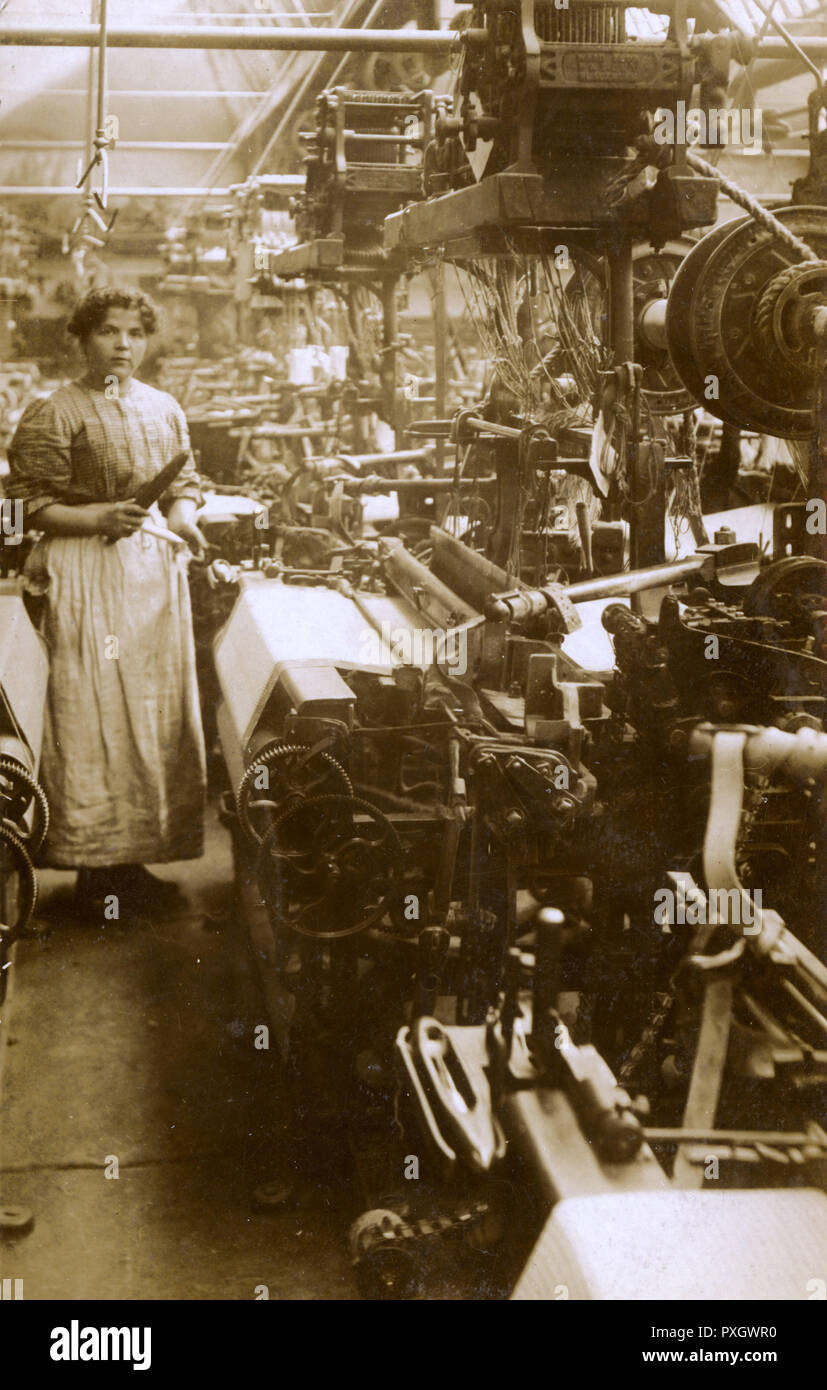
[745,0,822,82]
[341,448,432,466]
[0,23,454,51]
[646,1128,823,1145]
[155,11,340,16]
[406,413,552,442]
[780,978,827,1035]
[75,0,110,203]
[0,89,274,97]
[464,415,522,439]
[434,415,524,439]
[565,554,707,602]
[231,175,305,188]
[4,24,827,59]
[575,499,593,577]
[754,36,827,60]
[82,2,96,201]
[0,186,247,196]
[344,476,495,494]
[301,128,424,145]
[96,0,108,135]
[0,140,227,151]
[608,236,634,363]
[608,232,665,575]
[381,274,399,446]
[484,554,709,622]
[432,262,447,475]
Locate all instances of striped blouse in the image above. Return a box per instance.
[6,376,203,522]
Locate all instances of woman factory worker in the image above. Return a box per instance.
[7,287,207,916]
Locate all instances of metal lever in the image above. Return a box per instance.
[395,1017,506,1176]
[696,727,827,1005]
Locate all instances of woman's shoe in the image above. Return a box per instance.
[73,867,124,922]
[74,865,184,921]
[116,864,186,911]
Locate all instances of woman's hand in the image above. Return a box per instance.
[35,499,149,539]
[89,500,150,539]
[166,499,208,560]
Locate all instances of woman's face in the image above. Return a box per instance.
[83,307,148,384]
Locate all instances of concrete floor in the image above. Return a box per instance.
[0,806,357,1300]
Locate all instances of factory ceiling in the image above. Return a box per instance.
[1,0,826,242]
[0,0,433,239]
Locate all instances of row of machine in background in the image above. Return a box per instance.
[1,0,826,1301]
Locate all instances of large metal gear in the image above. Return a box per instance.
[742,556,827,643]
[666,205,827,438]
[236,741,352,845]
[257,792,402,939]
[0,756,49,855]
[0,822,38,1006]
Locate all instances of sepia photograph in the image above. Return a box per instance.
[0,0,824,1347]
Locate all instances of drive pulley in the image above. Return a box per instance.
[663,205,827,438]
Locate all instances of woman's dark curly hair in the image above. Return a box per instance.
[66,287,160,340]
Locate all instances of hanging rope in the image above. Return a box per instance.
[685,150,819,262]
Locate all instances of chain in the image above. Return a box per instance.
[359,1201,492,1253]
[618,990,674,1087]
[735,777,768,880]
[685,150,820,263]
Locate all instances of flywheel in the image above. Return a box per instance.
[257,793,402,939]
[666,205,827,438]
